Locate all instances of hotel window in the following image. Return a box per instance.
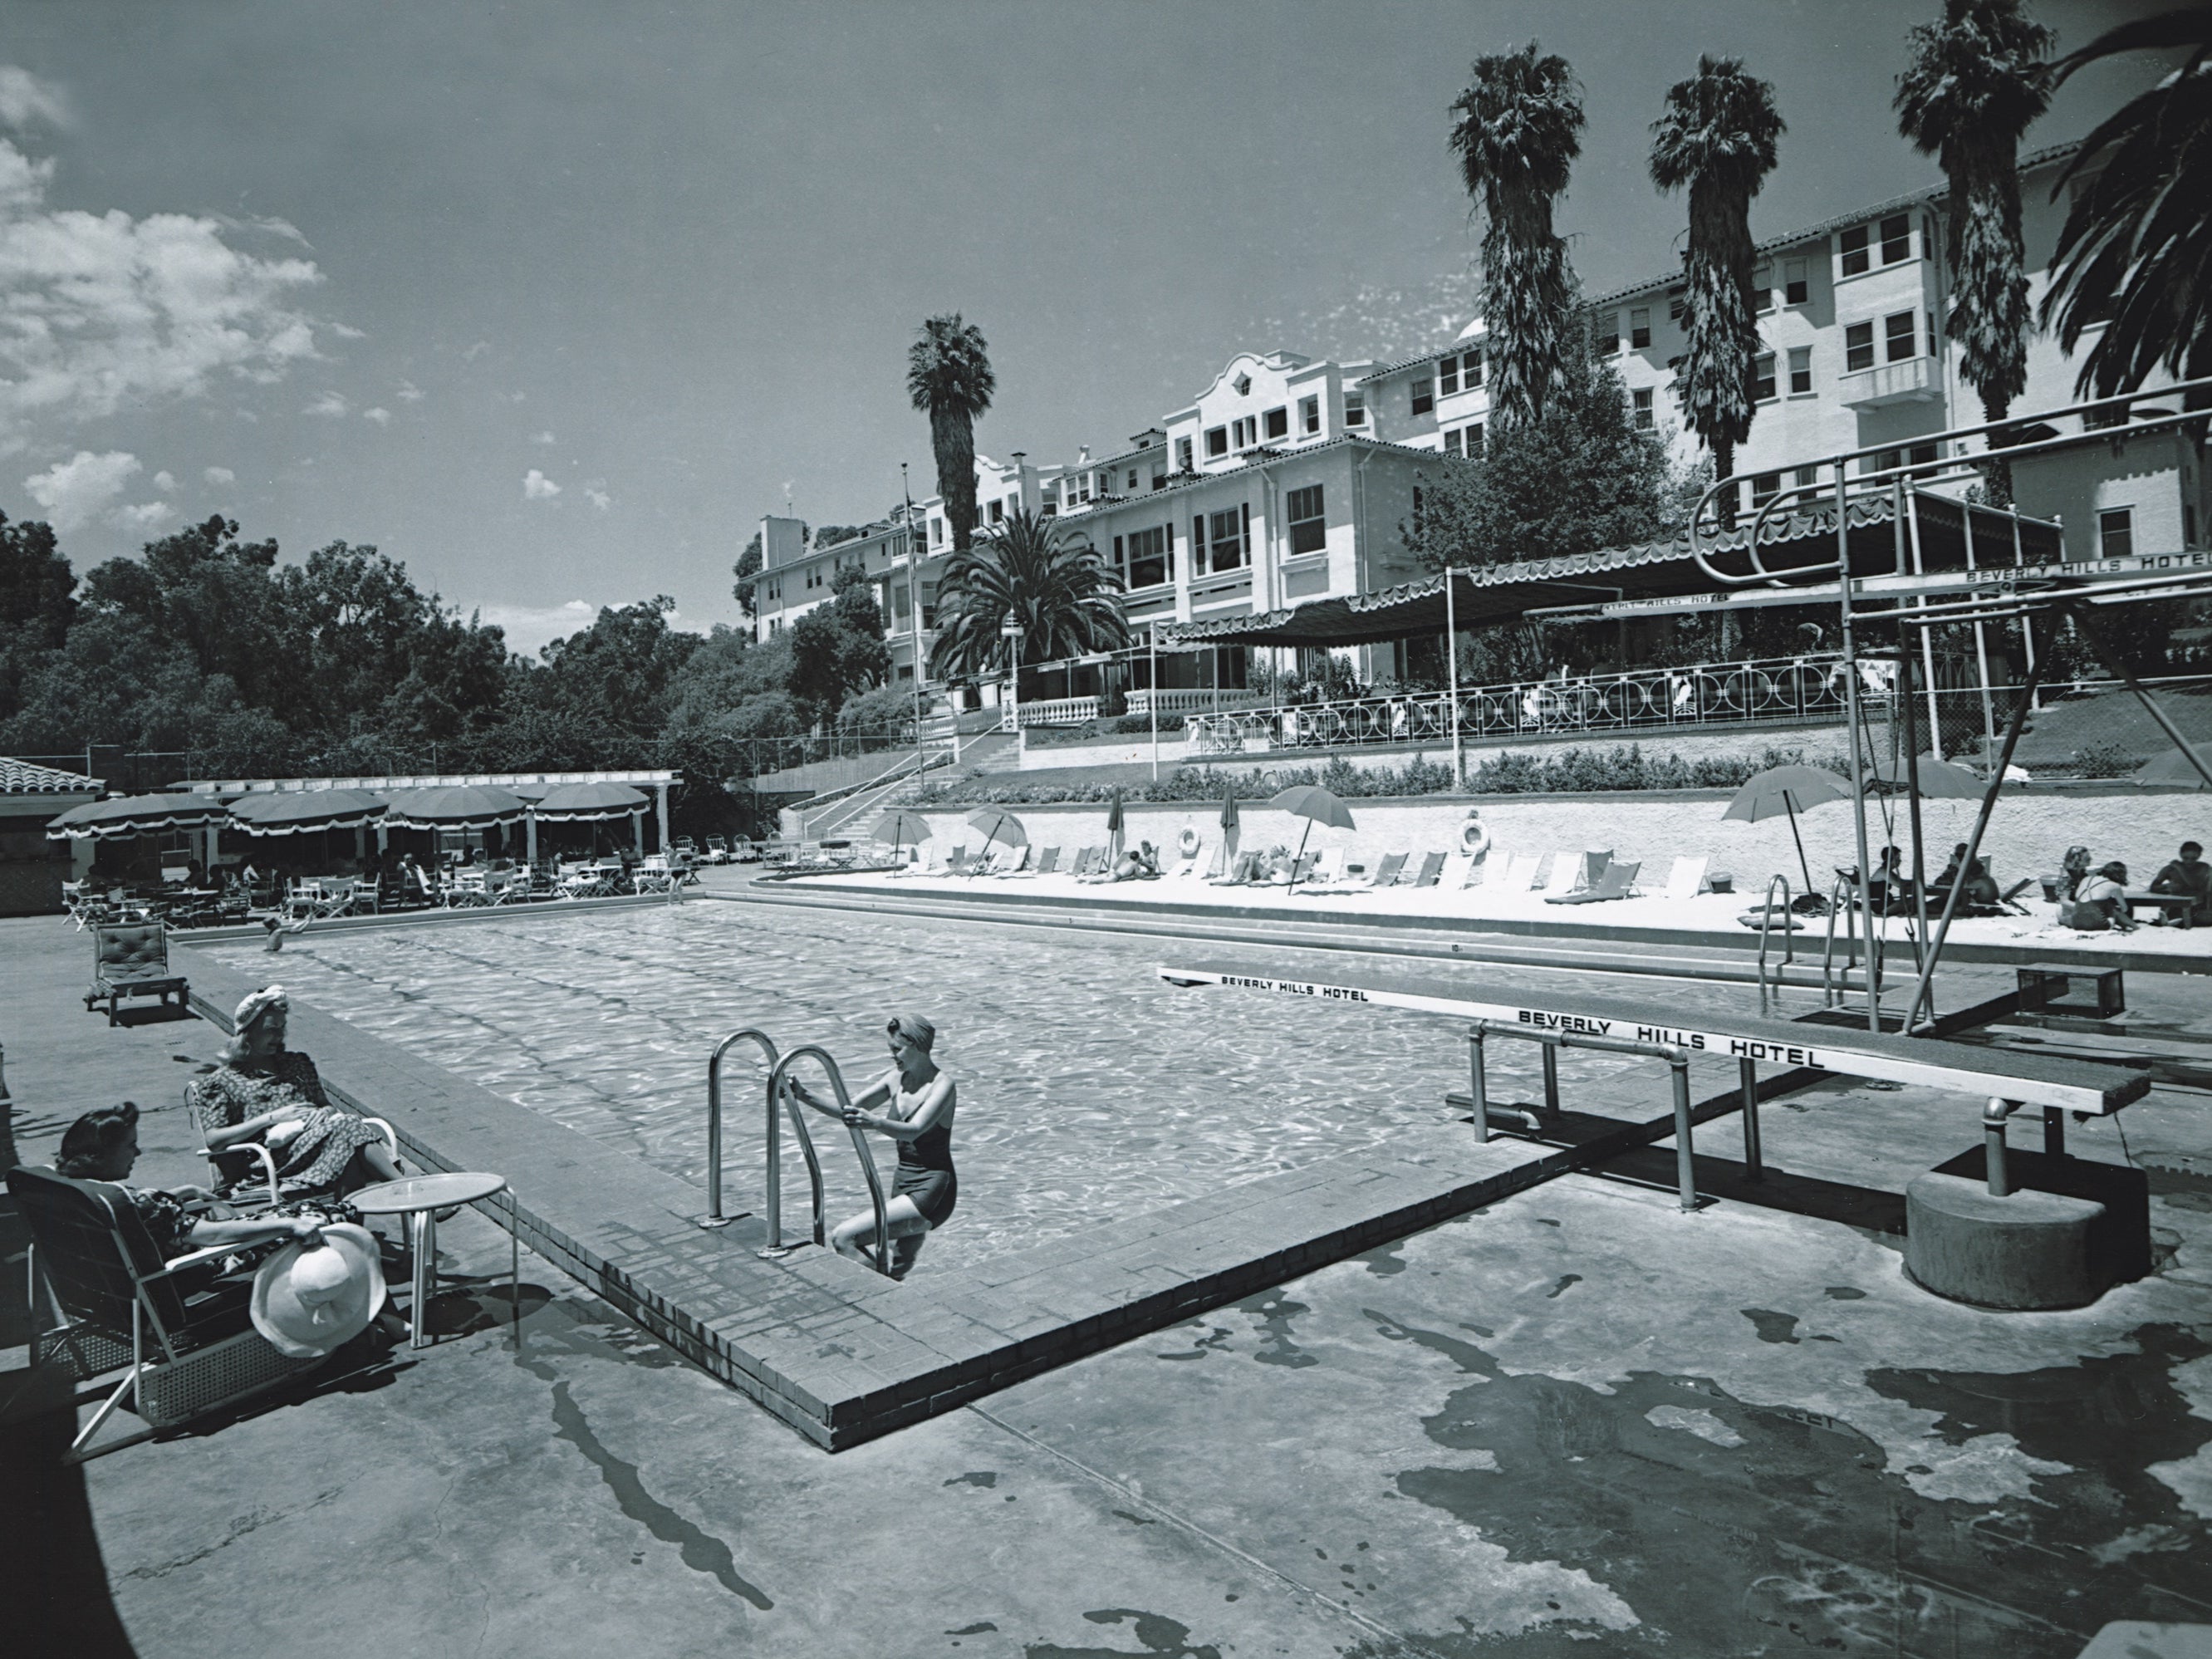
[1841,224,1870,276]
[1344,391,1366,427]
[1232,415,1258,449]
[1205,425,1229,458]
[1121,525,1170,588]
[1788,346,1812,395]
[1753,267,1773,315]
[1794,464,1822,491]
[1631,307,1652,348]
[1443,426,1462,457]
[1300,395,1319,434]
[1880,213,1911,265]
[1592,311,1618,355]
[1151,469,1167,491]
[1205,506,1246,571]
[1784,258,1808,305]
[1463,347,1484,387]
[1410,377,1434,416]
[1632,387,1654,429]
[1176,436,1194,471]
[1750,473,1782,508]
[1287,484,1326,556]
[1439,355,1458,395]
[2099,507,2134,559]
[990,498,1005,523]
[1751,352,1778,402]
[1845,321,1875,372]
[930,518,944,546]
[1886,310,1917,362]
[1263,405,1288,441]
[1126,469,1138,492]
[1667,292,1686,324]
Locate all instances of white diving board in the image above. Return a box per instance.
[1157,962,2151,1116]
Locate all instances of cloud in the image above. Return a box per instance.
[584,485,611,511]
[111,499,169,528]
[531,429,555,444]
[522,469,561,501]
[0,66,70,132]
[23,448,140,529]
[0,130,321,453]
[304,391,348,418]
[204,464,234,485]
[461,340,490,361]
[362,405,390,425]
[151,469,175,491]
[468,597,596,653]
[329,321,365,340]
[396,379,423,402]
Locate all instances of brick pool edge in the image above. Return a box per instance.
[179,938,1565,1449]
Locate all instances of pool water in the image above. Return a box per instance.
[209,903,1728,1269]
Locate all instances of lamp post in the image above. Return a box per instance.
[1148,626,1160,783]
[1002,616,1023,743]
[902,462,926,785]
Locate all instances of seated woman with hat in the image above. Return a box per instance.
[189,986,409,1200]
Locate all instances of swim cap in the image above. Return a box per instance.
[887,1012,936,1053]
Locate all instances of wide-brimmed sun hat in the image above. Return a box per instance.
[250,1223,385,1357]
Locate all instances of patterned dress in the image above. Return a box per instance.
[187,1050,387,1195]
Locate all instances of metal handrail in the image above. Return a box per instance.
[1755,874,1793,1014]
[700,1028,790,1230]
[1820,874,1861,1009]
[1468,1018,1701,1210]
[763,1046,895,1276]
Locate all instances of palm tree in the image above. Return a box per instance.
[906,314,996,552]
[1896,0,2054,504]
[927,508,1129,686]
[1650,56,1786,523]
[1449,43,1587,433]
[2041,7,2212,399]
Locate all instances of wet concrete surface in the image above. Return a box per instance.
[4,915,2210,1656]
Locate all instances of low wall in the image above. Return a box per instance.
[1013,717,1852,777]
[910,783,2210,894]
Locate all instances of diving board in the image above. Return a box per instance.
[1157,960,2151,1116]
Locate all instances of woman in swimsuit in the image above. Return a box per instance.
[787,1012,956,1279]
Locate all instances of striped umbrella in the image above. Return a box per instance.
[382,784,531,831]
[46,792,230,840]
[531,781,650,822]
[228,788,390,835]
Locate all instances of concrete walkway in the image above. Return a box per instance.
[5,910,2211,1656]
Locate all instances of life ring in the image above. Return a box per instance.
[1177,827,1200,857]
[1459,817,1490,857]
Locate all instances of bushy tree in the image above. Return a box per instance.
[1406,351,1675,569]
[0,512,75,722]
[787,566,890,720]
[929,508,1128,685]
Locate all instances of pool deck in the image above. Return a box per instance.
[7,906,2212,1656]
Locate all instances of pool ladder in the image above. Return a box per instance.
[1753,875,1794,1014]
[697,1028,895,1277]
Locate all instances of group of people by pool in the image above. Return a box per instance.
[2061,839,2212,933]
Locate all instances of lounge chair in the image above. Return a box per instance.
[1031,846,1060,875]
[1492,853,1540,892]
[1545,860,1642,905]
[83,923,188,1027]
[1370,851,1409,888]
[7,1164,328,1460]
[1538,852,1588,898]
[1304,850,1405,893]
[1204,842,1230,880]
[635,854,679,894]
[1409,851,1446,888]
[1307,848,1345,886]
[1661,856,1709,901]
[1459,851,1493,889]
[1165,843,1201,879]
[989,845,1032,876]
[1208,850,1264,886]
[944,846,970,875]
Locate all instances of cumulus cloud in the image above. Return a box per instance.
[522,469,561,501]
[151,469,175,491]
[584,485,611,511]
[362,405,390,425]
[469,597,596,653]
[112,499,170,528]
[461,340,489,361]
[0,66,70,132]
[329,321,365,340]
[204,464,235,485]
[23,448,140,529]
[396,379,423,402]
[305,390,348,418]
[0,125,322,453]
[531,429,555,444]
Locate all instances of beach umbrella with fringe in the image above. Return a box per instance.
[1268,784,1356,891]
[530,781,650,822]
[227,789,390,836]
[964,807,1027,873]
[1720,764,1850,897]
[46,792,230,840]
[382,784,531,832]
[2136,749,2212,789]
[1862,754,1985,801]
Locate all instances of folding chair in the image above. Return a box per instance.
[1546,861,1642,905]
[1661,856,1709,901]
[1409,851,1446,888]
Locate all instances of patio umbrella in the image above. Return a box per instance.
[46,792,229,840]
[382,784,531,831]
[227,788,390,835]
[1106,787,1125,861]
[1219,784,1241,866]
[530,781,651,822]
[1720,764,1851,898]
[1268,784,1356,891]
[2136,748,2212,788]
[871,809,931,861]
[965,806,1028,874]
[1861,754,1986,801]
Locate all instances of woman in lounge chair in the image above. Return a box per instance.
[189,986,409,1199]
[785,1011,956,1279]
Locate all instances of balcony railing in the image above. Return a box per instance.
[1187,653,1887,754]
[1127,688,1267,717]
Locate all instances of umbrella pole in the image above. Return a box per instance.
[1290,820,1312,891]
[1786,798,1814,901]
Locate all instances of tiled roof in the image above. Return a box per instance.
[1364,142,2083,378]
[0,755,103,794]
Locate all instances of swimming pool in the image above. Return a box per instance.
[208,902,1734,1269]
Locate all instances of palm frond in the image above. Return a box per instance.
[908,314,996,551]
[927,509,1129,683]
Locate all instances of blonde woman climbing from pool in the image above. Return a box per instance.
[785,1011,956,1279]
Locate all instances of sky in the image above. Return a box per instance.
[0,0,2176,653]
